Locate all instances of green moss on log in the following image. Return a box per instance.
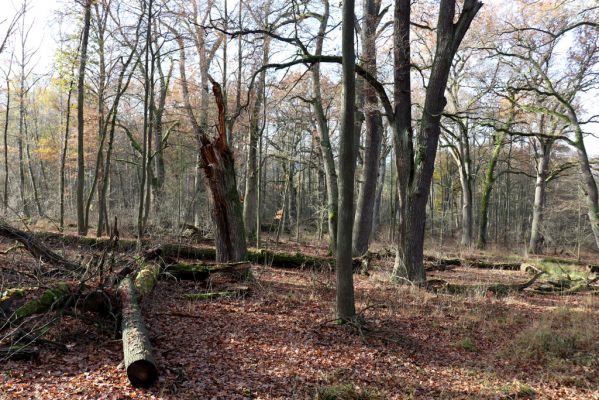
[164,262,250,281]
[134,263,160,298]
[14,283,70,320]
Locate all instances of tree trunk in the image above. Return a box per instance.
[59,79,74,231]
[243,36,270,240]
[457,132,474,246]
[76,0,92,236]
[528,138,552,254]
[477,133,504,249]
[352,0,383,257]
[3,74,10,212]
[336,0,357,320]
[392,0,482,283]
[200,80,247,262]
[571,116,599,250]
[310,0,338,254]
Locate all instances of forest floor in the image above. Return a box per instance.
[0,234,598,400]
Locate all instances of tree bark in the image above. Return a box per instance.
[352,0,383,257]
[336,0,357,320]
[477,133,504,249]
[118,276,158,388]
[76,0,92,236]
[392,0,482,283]
[310,0,338,254]
[528,138,552,254]
[243,36,270,239]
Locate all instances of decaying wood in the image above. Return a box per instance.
[423,255,522,271]
[1,283,71,328]
[426,272,545,296]
[33,231,138,252]
[134,262,160,298]
[0,222,80,270]
[118,276,157,388]
[164,262,250,281]
[145,244,368,271]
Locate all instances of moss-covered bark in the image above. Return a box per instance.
[134,263,160,298]
[1,283,71,328]
[164,262,250,281]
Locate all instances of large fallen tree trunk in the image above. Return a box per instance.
[145,244,362,271]
[425,272,545,296]
[33,231,138,252]
[0,222,80,270]
[423,255,522,271]
[164,262,250,281]
[118,276,157,388]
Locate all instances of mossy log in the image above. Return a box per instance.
[146,244,368,271]
[118,276,157,388]
[0,223,80,270]
[426,272,545,296]
[184,285,250,300]
[13,283,70,321]
[465,260,522,270]
[423,255,522,271]
[134,262,160,298]
[144,244,216,262]
[164,262,250,281]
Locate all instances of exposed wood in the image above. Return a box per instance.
[118,276,157,388]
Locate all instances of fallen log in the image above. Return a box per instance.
[144,244,216,262]
[1,283,71,329]
[184,285,250,300]
[145,244,366,271]
[465,260,522,270]
[33,231,138,252]
[426,272,545,296]
[134,262,160,298]
[118,276,157,388]
[0,346,39,361]
[0,222,80,270]
[423,255,522,271]
[164,262,251,281]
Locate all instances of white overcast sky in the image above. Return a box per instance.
[6,0,599,156]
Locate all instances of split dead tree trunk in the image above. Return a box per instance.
[170,26,245,262]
